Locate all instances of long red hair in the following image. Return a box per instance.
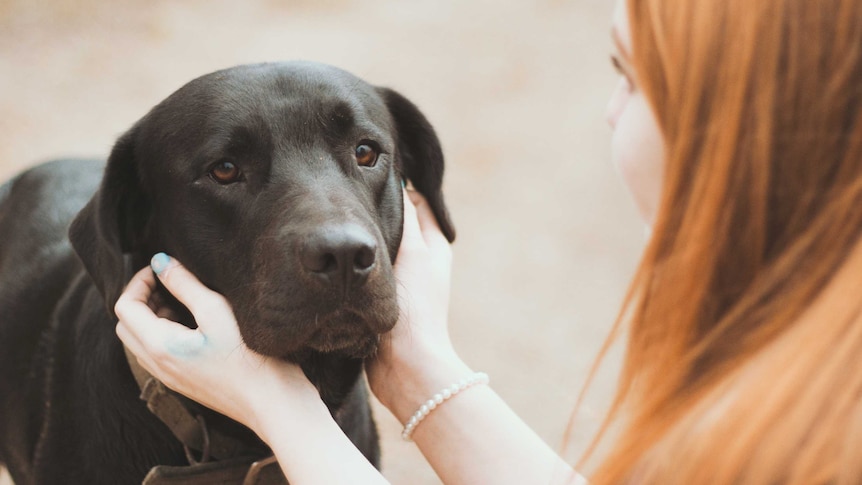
[580,0,862,483]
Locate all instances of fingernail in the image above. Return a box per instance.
[151,252,172,276]
[401,178,407,189]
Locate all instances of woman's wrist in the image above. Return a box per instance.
[247,373,389,484]
[372,340,474,425]
[244,364,331,446]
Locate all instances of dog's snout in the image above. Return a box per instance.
[300,224,377,291]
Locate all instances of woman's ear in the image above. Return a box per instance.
[377,87,455,242]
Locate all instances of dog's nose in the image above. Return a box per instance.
[300,224,377,291]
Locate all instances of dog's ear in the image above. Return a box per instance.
[69,128,149,314]
[378,87,456,242]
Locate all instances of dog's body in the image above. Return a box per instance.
[0,62,454,485]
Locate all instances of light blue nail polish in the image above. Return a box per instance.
[401,178,407,189]
[151,252,171,275]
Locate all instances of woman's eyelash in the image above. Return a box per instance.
[610,55,635,86]
[611,56,627,77]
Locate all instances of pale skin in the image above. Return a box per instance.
[114,1,663,483]
[606,1,664,224]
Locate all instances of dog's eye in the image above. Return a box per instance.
[209,161,242,184]
[355,144,379,167]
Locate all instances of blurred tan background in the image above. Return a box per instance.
[0,0,643,483]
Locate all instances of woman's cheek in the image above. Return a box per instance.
[610,93,665,225]
[606,78,630,129]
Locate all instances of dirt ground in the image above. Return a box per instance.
[0,0,643,483]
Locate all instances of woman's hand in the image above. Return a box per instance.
[366,189,472,423]
[114,256,323,439]
[116,257,391,484]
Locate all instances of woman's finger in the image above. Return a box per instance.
[116,319,159,372]
[116,266,158,306]
[114,267,162,330]
[115,267,164,367]
[149,253,230,321]
[405,189,450,250]
[115,267,182,337]
[400,188,425,249]
[117,299,207,360]
[115,265,208,359]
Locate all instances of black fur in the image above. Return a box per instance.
[0,62,454,485]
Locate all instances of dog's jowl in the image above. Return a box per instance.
[0,62,454,485]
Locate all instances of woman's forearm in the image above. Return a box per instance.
[251,386,390,485]
[413,384,582,485]
[252,359,583,485]
[375,346,585,485]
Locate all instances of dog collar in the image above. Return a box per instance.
[123,345,285,484]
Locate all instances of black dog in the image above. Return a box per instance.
[0,61,454,484]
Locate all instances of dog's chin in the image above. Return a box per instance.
[306,332,380,358]
[238,304,392,361]
[242,326,380,362]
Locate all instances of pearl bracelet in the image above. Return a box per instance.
[401,372,490,441]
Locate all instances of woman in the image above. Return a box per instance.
[115,0,862,483]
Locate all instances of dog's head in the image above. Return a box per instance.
[69,62,454,360]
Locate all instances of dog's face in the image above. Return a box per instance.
[69,62,454,360]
